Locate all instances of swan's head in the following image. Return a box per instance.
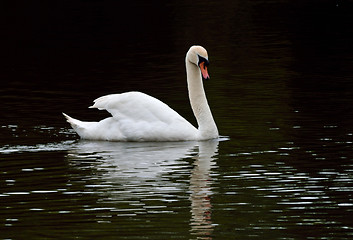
[186,45,210,80]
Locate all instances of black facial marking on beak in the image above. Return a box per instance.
[198,55,210,80]
[198,55,209,68]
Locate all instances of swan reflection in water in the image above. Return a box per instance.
[67,139,219,238]
[189,140,218,239]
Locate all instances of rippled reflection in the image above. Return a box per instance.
[67,139,219,238]
[189,141,218,239]
[218,144,353,239]
[1,131,353,239]
[67,141,197,198]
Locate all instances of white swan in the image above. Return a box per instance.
[63,45,218,141]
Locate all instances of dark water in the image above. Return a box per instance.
[1,1,353,239]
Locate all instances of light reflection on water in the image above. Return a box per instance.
[1,134,220,239]
[1,126,353,239]
[216,144,353,239]
[67,139,220,238]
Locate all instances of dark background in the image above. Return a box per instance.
[1,0,353,139]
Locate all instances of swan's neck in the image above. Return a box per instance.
[186,60,218,140]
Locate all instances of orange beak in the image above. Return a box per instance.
[199,62,210,80]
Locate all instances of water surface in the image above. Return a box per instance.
[1,1,353,239]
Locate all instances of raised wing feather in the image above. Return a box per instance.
[90,92,184,123]
[89,91,198,141]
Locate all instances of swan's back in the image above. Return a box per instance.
[66,92,198,141]
[91,92,184,125]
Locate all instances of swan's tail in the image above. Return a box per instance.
[63,113,81,129]
[62,112,90,139]
[63,113,121,141]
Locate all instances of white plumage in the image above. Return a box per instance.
[63,46,218,141]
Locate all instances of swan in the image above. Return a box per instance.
[63,45,218,141]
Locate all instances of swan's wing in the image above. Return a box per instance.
[89,91,197,141]
[90,91,183,123]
